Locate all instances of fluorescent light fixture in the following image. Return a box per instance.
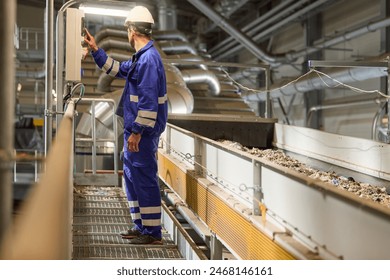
[79,5,129,18]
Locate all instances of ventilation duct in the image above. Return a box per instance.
[153,30,188,42]
[98,39,132,53]
[157,0,177,31]
[94,28,127,43]
[180,69,221,96]
[158,41,198,55]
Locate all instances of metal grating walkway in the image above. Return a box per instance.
[73,185,183,260]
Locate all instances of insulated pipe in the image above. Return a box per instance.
[97,74,115,92]
[180,69,221,96]
[158,41,198,55]
[186,0,280,64]
[106,51,132,62]
[288,17,390,61]
[166,84,194,113]
[94,28,189,43]
[98,39,132,52]
[165,53,208,70]
[94,28,127,43]
[157,0,177,30]
[0,0,15,249]
[153,30,188,42]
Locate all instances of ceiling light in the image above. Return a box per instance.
[79,5,130,18]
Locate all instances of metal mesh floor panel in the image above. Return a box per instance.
[73,207,130,216]
[73,224,131,234]
[73,215,132,224]
[74,194,128,202]
[73,245,183,260]
[74,201,128,209]
[73,184,182,260]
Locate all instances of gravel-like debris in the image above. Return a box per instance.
[218,140,390,208]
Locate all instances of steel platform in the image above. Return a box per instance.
[72,185,184,260]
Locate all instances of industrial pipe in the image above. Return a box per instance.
[180,69,221,96]
[186,0,280,64]
[209,0,303,58]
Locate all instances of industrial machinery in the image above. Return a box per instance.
[70,18,390,260]
[158,114,390,259]
[5,1,390,261]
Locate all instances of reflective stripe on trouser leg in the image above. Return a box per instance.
[123,163,143,232]
[129,158,162,239]
[125,135,161,238]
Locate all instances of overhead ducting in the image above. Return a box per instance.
[158,41,198,55]
[153,30,188,42]
[97,39,132,53]
[157,0,178,31]
[180,69,221,96]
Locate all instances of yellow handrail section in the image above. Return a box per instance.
[0,101,75,259]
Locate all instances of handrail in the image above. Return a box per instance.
[0,101,76,259]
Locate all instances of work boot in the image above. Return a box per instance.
[128,234,163,245]
[119,228,141,239]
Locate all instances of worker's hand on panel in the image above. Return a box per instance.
[83,28,98,52]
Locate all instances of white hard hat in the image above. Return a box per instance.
[124,6,154,25]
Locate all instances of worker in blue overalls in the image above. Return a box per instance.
[84,6,168,245]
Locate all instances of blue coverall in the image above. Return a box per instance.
[91,40,168,239]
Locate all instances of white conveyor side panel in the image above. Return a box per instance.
[205,143,254,206]
[262,167,390,259]
[274,123,390,180]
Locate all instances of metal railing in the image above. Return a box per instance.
[18,27,45,51]
[74,98,119,186]
[13,149,43,183]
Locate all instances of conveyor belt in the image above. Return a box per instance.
[72,185,184,260]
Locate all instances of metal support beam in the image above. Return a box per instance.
[304,13,323,129]
[56,11,65,131]
[210,233,223,260]
[0,0,15,246]
[44,0,54,155]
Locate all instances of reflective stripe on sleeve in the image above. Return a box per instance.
[135,116,155,127]
[138,110,157,120]
[130,94,167,104]
[109,60,120,77]
[102,57,114,72]
[158,94,167,104]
